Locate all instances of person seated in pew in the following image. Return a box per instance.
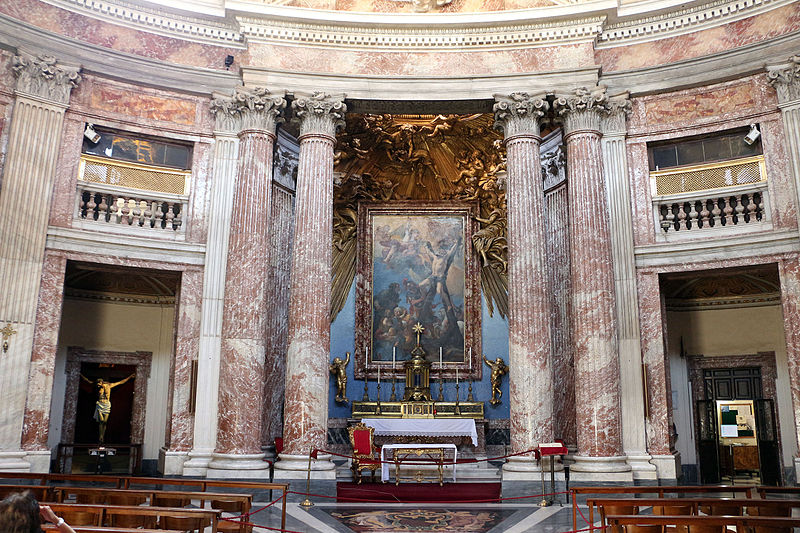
[0,491,75,533]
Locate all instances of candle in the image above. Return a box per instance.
[393,347,396,368]
[378,365,381,385]
[456,367,459,385]
[439,347,443,369]
[469,347,472,371]
[365,344,368,368]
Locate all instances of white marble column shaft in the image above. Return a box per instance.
[0,53,79,471]
[276,93,345,478]
[600,96,659,480]
[555,87,631,480]
[493,93,555,477]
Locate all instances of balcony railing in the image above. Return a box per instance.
[651,157,770,235]
[75,155,189,234]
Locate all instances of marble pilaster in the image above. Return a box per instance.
[600,95,659,480]
[183,95,242,477]
[275,92,345,478]
[208,87,286,478]
[778,255,800,480]
[768,56,800,234]
[0,52,79,471]
[554,87,631,480]
[493,93,555,478]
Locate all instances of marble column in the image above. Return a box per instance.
[600,94,660,480]
[778,255,800,480]
[207,87,286,478]
[274,93,345,478]
[768,56,800,232]
[554,87,632,480]
[182,93,243,477]
[493,93,555,478]
[0,53,80,472]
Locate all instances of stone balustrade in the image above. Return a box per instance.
[654,181,769,234]
[76,182,185,232]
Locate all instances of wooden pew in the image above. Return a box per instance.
[757,486,800,499]
[52,486,253,533]
[606,514,800,533]
[571,485,753,532]
[0,484,53,500]
[589,497,800,533]
[43,527,181,533]
[41,502,220,533]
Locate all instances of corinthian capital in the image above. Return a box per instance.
[12,53,81,105]
[553,86,609,134]
[767,55,800,104]
[493,92,549,139]
[601,92,631,135]
[210,87,286,134]
[292,92,346,139]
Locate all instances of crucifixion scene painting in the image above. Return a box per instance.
[371,213,466,363]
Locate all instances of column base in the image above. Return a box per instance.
[206,452,270,479]
[569,455,633,482]
[650,453,680,481]
[502,455,565,481]
[182,449,214,477]
[0,451,31,472]
[793,457,800,482]
[273,453,337,480]
[159,448,189,476]
[626,453,658,481]
[23,450,52,473]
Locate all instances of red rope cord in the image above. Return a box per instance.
[319,446,542,466]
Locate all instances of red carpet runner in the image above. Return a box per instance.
[336,482,501,503]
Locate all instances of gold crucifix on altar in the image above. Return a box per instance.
[403,322,433,401]
[1,323,17,353]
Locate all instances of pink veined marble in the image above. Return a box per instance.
[21,250,67,450]
[283,132,336,457]
[564,121,623,458]
[778,256,800,453]
[504,133,553,452]
[216,130,276,455]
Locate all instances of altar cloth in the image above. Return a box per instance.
[361,418,478,446]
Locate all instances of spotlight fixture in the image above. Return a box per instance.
[744,124,761,145]
[84,123,101,144]
[224,55,234,69]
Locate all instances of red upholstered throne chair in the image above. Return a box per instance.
[348,422,380,484]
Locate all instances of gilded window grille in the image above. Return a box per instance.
[651,156,766,196]
[78,154,190,196]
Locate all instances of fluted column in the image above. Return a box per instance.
[181,98,242,477]
[768,56,800,233]
[600,94,661,480]
[274,93,345,478]
[554,87,631,480]
[206,88,286,478]
[0,53,80,472]
[493,93,555,478]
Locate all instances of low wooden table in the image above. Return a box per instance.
[380,443,457,485]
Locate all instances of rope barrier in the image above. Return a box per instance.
[319,446,543,467]
[286,488,570,504]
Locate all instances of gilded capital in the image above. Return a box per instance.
[553,86,609,135]
[210,87,286,134]
[292,92,347,139]
[601,92,631,135]
[12,53,81,105]
[767,55,800,104]
[493,92,549,139]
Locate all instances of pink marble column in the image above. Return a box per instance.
[275,93,345,477]
[208,88,285,477]
[493,94,554,477]
[554,87,631,479]
[778,255,800,477]
[20,251,67,457]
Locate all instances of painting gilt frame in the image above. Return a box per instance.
[355,202,481,379]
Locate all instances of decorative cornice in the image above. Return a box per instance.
[767,54,800,104]
[12,52,80,105]
[493,92,549,139]
[601,92,631,134]
[210,86,286,133]
[598,0,793,47]
[553,86,608,134]
[292,92,346,139]
[41,0,243,46]
[237,15,605,51]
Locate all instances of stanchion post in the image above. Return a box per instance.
[300,449,314,508]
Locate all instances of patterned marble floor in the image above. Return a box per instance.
[247,500,582,533]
